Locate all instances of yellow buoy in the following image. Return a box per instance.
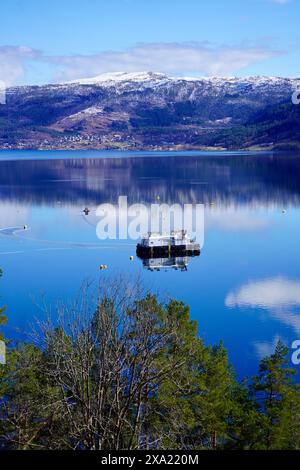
[130,256,134,261]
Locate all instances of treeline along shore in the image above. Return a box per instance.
[1,273,300,450]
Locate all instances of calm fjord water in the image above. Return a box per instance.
[1,150,300,378]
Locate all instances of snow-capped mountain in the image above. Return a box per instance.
[63,71,296,96]
[1,72,299,150]
[65,70,295,87]
[64,71,171,87]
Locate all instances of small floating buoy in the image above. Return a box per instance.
[104,265,108,270]
[156,195,160,201]
[282,209,287,214]
[83,207,90,215]
[23,225,28,230]
[100,264,104,271]
[130,256,134,261]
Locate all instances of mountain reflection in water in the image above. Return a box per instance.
[1,152,300,207]
[1,150,300,379]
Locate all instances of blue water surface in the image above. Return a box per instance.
[1,150,300,379]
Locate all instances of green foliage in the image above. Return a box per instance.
[251,341,300,449]
[0,343,63,450]
[0,268,6,334]
[0,288,299,451]
[0,269,8,429]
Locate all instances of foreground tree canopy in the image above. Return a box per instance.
[0,278,300,450]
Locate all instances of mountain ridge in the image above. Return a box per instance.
[63,71,296,85]
[1,72,299,151]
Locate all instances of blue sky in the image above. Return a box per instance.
[0,0,299,85]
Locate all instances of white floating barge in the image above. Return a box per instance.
[136,230,200,258]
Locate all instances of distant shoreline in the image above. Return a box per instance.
[1,143,299,153]
[0,148,280,162]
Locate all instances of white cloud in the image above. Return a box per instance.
[206,207,271,231]
[0,42,282,85]
[49,42,281,82]
[270,309,300,335]
[253,335,283,359]
[226,276,300,334]
[225,276,300,309]
[268,0,291,4]
[0,46,41,86]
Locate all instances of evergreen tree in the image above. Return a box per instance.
[251,340,300,449]
[1,278,300,451]
[148,302,240,450]
[0,268,7,343]
[1,343,59,449]
[0,268,7,398]
[224,378,262,450]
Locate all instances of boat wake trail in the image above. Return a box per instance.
[0,225,135,256]
[0,226,28,236]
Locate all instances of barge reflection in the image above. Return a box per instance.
[137,254,200,272]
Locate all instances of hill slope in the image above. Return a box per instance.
[0,72,299,150]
